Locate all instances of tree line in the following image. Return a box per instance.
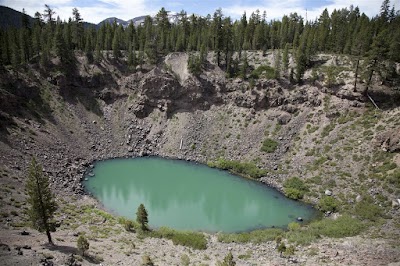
[0,1,399,84]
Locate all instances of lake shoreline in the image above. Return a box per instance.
[82,156,319,233]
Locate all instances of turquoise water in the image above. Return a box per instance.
[84,157,317,232]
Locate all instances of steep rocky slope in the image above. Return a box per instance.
[0,52,399,265]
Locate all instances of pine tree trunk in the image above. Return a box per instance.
[46,229,53,245]
[36,174,53,245]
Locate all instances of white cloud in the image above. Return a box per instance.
[223,0,385,21]
[0,0,157,23]
[0,0,389,23]
[0,0,73,16]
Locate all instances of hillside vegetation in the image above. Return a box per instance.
[0,1,399,266]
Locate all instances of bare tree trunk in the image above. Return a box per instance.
[353,58,359,92]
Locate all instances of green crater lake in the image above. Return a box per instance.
[84,157,317,232]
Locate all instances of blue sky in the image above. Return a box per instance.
[0,0,389,24]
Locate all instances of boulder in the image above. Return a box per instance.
[20,230,30,236]
[325,190,332,196]
[376,128,400,153]
[0,243,10,252]
[277,113,292,125]
[356,195,362,202]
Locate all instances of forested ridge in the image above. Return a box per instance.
[0,1,399,85]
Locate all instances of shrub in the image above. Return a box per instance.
[317,196,340,212]
[354,198,383,222]
[387,169,400,189]
[288,222,301,231]
[181,254,190,266]
[260,138,278,153]
[218,252,236,266]
[77,235,89,256]
[286,228,319,245]
[141,254,154,266]
[123,219,136,232]
[309,215,365,238]
[218,228,283,244]
[284,245,296,256]
[207,158,267,179]
[250,65,275,79]
[277,242,286,256]
[150,227,207,250]
[284,188,304,200]
[283,177,308,200]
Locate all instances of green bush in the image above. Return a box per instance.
[286,228,319,245]
[309,215,365,238]
[284,188,304,200]
[260,138,278,153]
[180,254,190,266]
[150,227,207,250]
[123,219,136,232]
[287,222,301,231]
[207,158,267,179]
[317,196,340,212]
[387,169,400,189]
[218,228,283,244]
[353,198,383,222]
[250,65,275,79]
[283,177,308,200]
[77,235,90,256]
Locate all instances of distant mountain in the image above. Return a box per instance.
[97,17,130,27]
[98,12,182,28]
[0,6,34,29]
[97,16,147,28]
[0,5,186,30]
[0,5,97,29]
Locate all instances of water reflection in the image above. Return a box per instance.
[85,157,316,232]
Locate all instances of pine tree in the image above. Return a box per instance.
[212,8,224,66]
[295,47,306,83]
[136,203,149,231]
[85,31,93,63]
[239,51,249,79]
[20,9,31,64]
[112,31,120,60]
[282,43,289,76]
[274,49,281,79]
[1,31,9,65]
[326,65,335,88]
[72,8,83,50]
[317,9,330,51]
[53,22,68,64]
[43,4,55,26]
[9,30,20,68]
[40,34,50,67]
[77,235,89,256]
[128,44,137,69]
[26,158,57,244]
[95,41,102,63]
[155,8,170,55]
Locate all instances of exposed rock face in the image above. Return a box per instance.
[376,128,400,152]
[133,67,220,118]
